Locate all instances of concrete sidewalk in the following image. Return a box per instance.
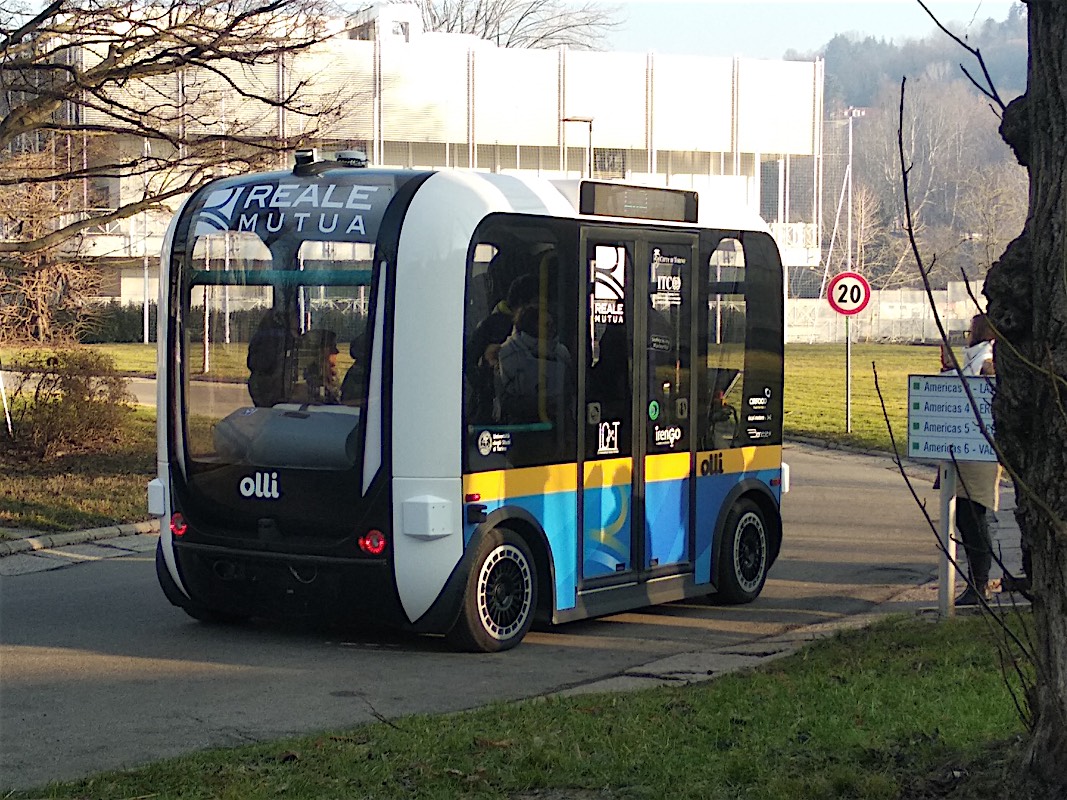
[0,519,159,576]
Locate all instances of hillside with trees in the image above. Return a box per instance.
[793,2,1028,290]
[787,2,1027,111]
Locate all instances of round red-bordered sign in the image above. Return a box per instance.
[826,271,871,315]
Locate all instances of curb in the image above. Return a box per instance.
[0,519,160,557]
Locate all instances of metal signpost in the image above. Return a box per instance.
[907,373,996,616]
[826,270,871,433]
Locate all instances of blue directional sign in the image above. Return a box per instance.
[907,374,997,462]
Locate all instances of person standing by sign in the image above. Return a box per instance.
[941,313,1002,605]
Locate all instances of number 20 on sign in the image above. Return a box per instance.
[827,271,871,315]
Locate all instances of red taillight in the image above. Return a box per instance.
[358,529,387,555]
[465,493,481,503]
[170,512,188,537]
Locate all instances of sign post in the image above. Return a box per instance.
[826,271,871,433]
[908,373,997,616]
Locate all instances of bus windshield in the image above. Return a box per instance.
[181,232,373,474]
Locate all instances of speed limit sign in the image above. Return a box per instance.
[827,271,871,315]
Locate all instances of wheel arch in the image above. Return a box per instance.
[711,479,783,581]
[479,506,556,624]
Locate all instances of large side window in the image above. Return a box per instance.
[462,217,579,471]
[696,231,784,451]
[697,237,746,450]
[585,241,634,461]
[646,242,692,453]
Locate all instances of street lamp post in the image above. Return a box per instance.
[845,106,865,274]
[844,107,864,433]
[562,116,594,178]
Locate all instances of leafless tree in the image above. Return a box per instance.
[0,0,354,341]
[0,151,100,342]
[855,76,1024,289]
[959,159,1028,275]
[420,0,619,49]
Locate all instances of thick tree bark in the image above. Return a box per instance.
[985,1,1067,792]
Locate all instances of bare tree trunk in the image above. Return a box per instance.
[985,2,1067,791]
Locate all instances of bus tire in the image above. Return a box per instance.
[155,541,249,625]
[717,498,769,604]
[447,529,537,653]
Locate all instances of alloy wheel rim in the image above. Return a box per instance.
[733,511,767,592]
[477,544,532,640]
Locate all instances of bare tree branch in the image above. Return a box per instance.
[422,0,619,50]
[915,0,1007,113]
[0,0,63,53]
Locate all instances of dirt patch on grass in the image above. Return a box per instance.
[899,736,1060,800]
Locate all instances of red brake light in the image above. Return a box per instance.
[170,512,188,537]
[358,530,387,555]
[465,493,481,503]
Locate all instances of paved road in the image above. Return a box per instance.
[128,376,248,416]
[1,443,943,791]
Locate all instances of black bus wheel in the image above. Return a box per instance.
[447,530,537,653]
[717,498,770,604]
[155,541,249,625]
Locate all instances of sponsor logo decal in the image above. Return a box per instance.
[193,183,387,239]
[477,430,511,456]
[653,425,683,448]
[598,420,621,455]
[592,245,627,325]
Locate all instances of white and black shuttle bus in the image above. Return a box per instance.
[149,151,787,652]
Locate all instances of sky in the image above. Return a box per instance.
[607,0,1019,59]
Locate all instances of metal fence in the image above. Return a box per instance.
[787,282,984,343]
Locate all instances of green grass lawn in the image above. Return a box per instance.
[0,406,156,534]
[6,615,1032,800]
[785,342,941,453]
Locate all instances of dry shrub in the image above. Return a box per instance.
[1,349,134,459]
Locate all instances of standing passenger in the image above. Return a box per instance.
[494,305,571,424]
[942,313,1002,605]
[466,272,540,422]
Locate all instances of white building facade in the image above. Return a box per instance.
[82,2,825,310]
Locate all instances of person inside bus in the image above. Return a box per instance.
[704,369,740,450]
[494,304,572,425]
[247,307,298,407]
[340,332,367,406]
[297,328,341,404]
[466,272,540,422]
